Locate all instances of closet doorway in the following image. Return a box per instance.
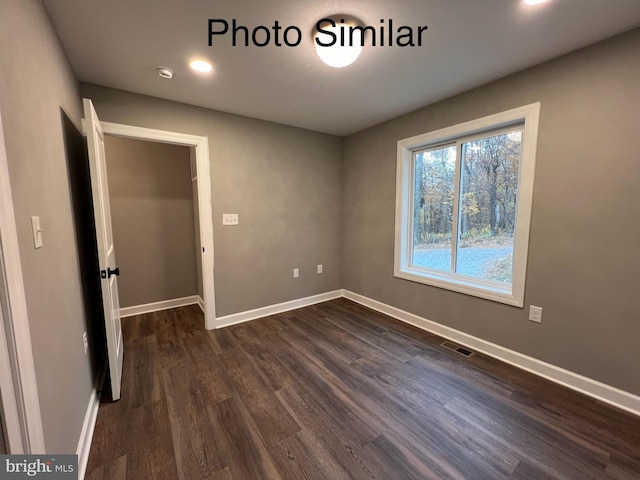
[101,123,216,329]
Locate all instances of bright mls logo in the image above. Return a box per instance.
[1,455,77,479]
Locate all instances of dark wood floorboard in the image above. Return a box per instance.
[86,299,640,479]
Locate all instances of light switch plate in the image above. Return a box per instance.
[31,216,43,249]
[222,213,239,226]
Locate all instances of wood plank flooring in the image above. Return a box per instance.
[85,298,640,479]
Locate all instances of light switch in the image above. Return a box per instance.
[31,216,43,249]
[222,214,239,226]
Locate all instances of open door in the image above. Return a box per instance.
[83,98,123,401]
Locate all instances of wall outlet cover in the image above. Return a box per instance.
[529,305,543,323]
[222,213,239,226]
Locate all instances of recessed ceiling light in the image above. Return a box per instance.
[314,15,364,68]
[524,0,549,5]
[155,67,173,79]
[190,60,213,73]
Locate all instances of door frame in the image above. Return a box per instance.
[101,122,217,329]
[0,107,46,452]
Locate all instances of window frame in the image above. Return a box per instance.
[394,103,540,307]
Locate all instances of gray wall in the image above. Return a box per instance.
[0,0,95,453]
[82,84,343,317]
[342,28,640,396]
[104,136,198,308]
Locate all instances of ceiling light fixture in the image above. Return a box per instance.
[524,0,549,5]
[190,60,213,73]
[314,15,364,68]
[155,67,174,79]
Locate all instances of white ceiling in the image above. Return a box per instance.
[43,0,640,136]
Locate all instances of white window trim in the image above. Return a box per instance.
[394,103,540,307]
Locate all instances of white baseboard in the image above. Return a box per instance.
[116,288,640,417]
[73,288,639,478]
[76,364,106,480]
[216,290,343,328]
[343,290,640,417]
[196,296,205,313]
[120,295,200,318]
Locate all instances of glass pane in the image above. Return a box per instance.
[411,145,457,272]
[456,129,522,283]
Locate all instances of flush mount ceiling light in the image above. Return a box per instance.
[190,59,213,73]
[524,0,549,5]
[155,66,174,79]
[314,15,364,68]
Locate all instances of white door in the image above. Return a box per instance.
[83,98,123,401]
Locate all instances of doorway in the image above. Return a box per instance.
[100,122,216,329]
[0,106,45,453]
[104,137,201,316]
[0,235,40,453]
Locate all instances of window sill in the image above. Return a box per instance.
[394,267,523,307]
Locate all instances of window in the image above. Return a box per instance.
[394,104,540,307]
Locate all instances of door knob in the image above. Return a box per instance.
[107,267,120,278]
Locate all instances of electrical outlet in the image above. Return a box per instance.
[83,332,88,354]
[317,264,323,274]
[529,306,543,324]
[222,214,239,226]
[293,268,299,278]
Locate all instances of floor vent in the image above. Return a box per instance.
[440,341,474,357]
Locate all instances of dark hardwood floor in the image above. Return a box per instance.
[86,298,640,479]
